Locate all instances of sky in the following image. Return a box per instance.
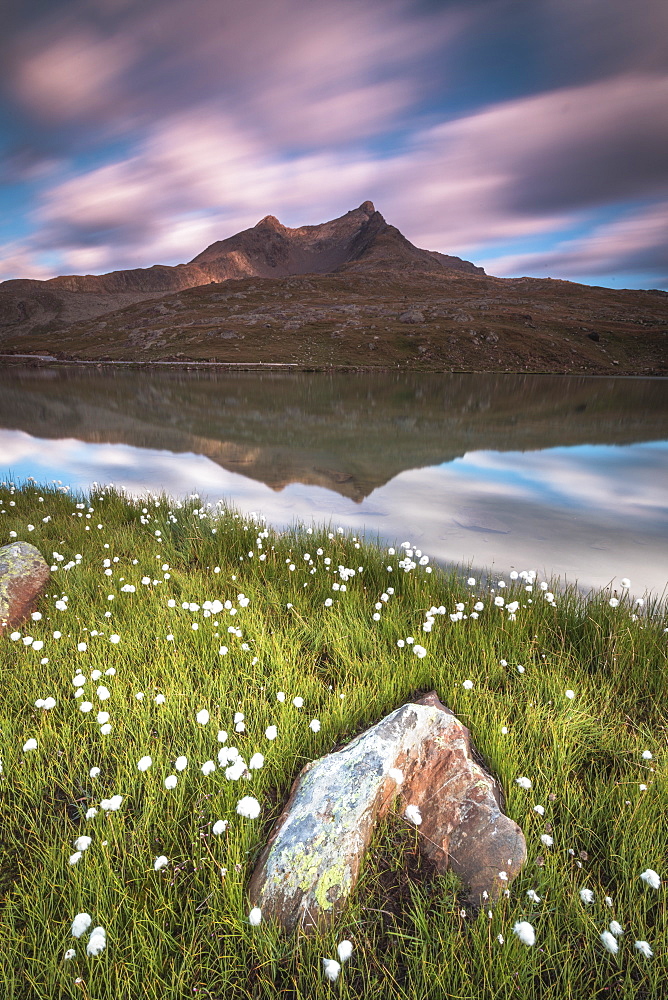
[1,0,667,290]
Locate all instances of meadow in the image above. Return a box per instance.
[0,479,666,1000]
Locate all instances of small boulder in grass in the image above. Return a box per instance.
[248,691,526,934]
[0,542,50,635]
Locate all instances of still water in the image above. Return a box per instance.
[1,365,667,594]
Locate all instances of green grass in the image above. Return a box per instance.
[0,480,666,1000]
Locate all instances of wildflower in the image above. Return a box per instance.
[642,750,653,760]
[79,701,93,713]
[164,775,178,790]
[640,869,661,889]
[64,948,76,961]
[501,726,508,734]
[309,719,321,732]
[69,852,82,865]
[249,753,264,769]
[516,777,532,789]
[85,807,98,819]
[494,596,505,607]
[533,805,545,815]
[513,921,535,946]
[90,767,100,778]
[86,927,106,956]
[604,896,613,907]
[23,738,37,752]
[565,690,575,699]
[323,959,341,982]
[201,760,216,775]
[635,940,653,958]
[600,931,619,954]
[337,940,353,962]
[412,644,427,658]
[609,921,623,937]
[135,692,144,701]
[293,697,304,708]
[541,834,554,847]
[462,679,474,690]
[71,913,92,938]
[137,756,152,772]
[175,756,187,771]
[100,723,112,735]
[74,836,92,852]
[526,889,541,903]
[620,578,630,588]
[217,731,228,743]
[277,692,286,702]
[609,598,619,608]
[265,725,278,740]
[497,934,504,944]
[236,796,261,819]
[404,804,422,826]
[96,686,110,701]
[212,820,228,835]
[580,888,595,904]
[196,709,210,725]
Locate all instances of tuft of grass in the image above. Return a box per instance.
[0,479,666,1000]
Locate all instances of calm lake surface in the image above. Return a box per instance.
[1,365,667,595]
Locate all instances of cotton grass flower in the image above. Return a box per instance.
[64,948,76,961]
[640,869,661,889]
[248,907,262,926]
[175,755,187,771]
[579,888,595,904]
[154,855,169,871]
[201,760,216,775]
[86,927,106,956]
[265,725,277,740]
[513,921,535,946]
[74,836,92,852]
[71,913,92,938]
[196,708,210,725]
[309,719,321,732]
[164,775,178,790]
[322,959,341,982]
[22,738,37,752]
[600,931,619,954]
[137,756,152,772]
[609,921,623,937]
[212,820,228,835]
[249,753,264,769]
[236,796,261,819]
[642,750,653,760]
[462,679,473,690]
[404,804,422,826]
[515,776,532,789]
[69,852,82,865]
[337,940,353,962]
[540,834,554,846]
[635,940,653,958]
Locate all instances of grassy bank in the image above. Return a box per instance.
[0,481,666,1000]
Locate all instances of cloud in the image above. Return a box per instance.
[484,201,668,282]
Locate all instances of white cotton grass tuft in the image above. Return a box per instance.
[513,921,535,946]
[248,907,262,926]
[609,921,623,937]
[64,948,76,961]
[212,820,228,835]
[196,709,210,725]
[86,926,106,956]
[337,940,353,962]
[404,804,422,826]
[71,913,92,938]
[265,725,278,740]
[600,930,619,954]
[579,888,595,904]
[540,834,554,847]
[515,776,532,789]
[153,855,169,871]
[248,753,265,769]
[236,796,261,819]
[137,756,152,772]
[175,755,187,771]
[635,940,653,958]
[23,738,38,752]
[69,852,82,865]
[640,869,661,889]
[164,775,178,790]
[322,958,341,982]
[74,835,92,852]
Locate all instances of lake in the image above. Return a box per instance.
[1,365,667,595]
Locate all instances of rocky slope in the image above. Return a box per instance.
[0,202,665,373]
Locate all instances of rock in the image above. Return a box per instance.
[398,310,425,323]
[0,542,50,635]
[248,691,526,933]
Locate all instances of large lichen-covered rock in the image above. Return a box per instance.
[0,541,50,634]
[248,691,526,933]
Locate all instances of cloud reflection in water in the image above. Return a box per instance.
[1,431,666,595]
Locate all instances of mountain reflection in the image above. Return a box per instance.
[1,367,666,500]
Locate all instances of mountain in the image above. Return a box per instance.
[0,203,665,374]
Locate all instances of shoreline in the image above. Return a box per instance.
[0,354,665,377]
